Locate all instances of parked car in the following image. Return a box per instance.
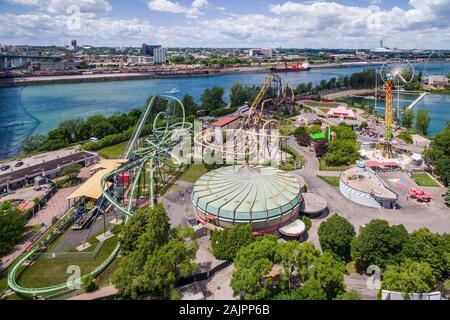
[0,164,11,171]
[15,160,24,168]
[90,137,99,143]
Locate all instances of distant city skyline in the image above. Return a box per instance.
[1,0,449,49]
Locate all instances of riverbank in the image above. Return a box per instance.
[0,62,388,88]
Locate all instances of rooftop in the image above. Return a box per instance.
[67,159,127,200]
[210,116,239,128]
[192,165,301,221]
[341,167,397,200]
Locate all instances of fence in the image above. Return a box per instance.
[177,260,232,287]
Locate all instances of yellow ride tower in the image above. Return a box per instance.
[383,74,394,159]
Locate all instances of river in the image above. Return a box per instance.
[0,62,449,159]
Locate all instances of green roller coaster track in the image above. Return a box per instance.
[7,95,190,297]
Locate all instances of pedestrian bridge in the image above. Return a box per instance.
[406,92,428,110]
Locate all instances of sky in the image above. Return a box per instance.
[0,0,449,49]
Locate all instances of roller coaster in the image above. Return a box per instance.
[7,95,192,296]
[7,74,294,297]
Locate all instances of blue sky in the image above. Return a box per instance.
[1,0,449,49]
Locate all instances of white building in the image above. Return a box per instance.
[424,75,448,89]
[249,48,273,58]
[127,55,153,65]
[153,47,167,65]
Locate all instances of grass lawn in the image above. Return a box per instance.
[16,235,119,289]
[411,173,440,187]
[318,175,340,187]
[178,164,208,183]
[319,158,350,172]
[97,141,128,159]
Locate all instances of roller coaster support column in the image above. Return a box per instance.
[384,76,394,159]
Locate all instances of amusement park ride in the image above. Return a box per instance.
[379,59,415,159]
[7,74,295,296]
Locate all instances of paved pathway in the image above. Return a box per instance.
[288,136,450,238]
[68,285,117,300]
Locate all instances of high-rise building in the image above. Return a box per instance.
[141,43,161,56]
[153,47,167,64]
[71,40,78,51]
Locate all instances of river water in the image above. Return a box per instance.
[0,62,449,159]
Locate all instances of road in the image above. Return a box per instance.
[287,136,450,238]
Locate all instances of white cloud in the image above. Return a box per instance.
[6,0,113,13]
[46,0,113,13]
[1,0,449,48]
[147,0,208,19]
[7,0,40,5]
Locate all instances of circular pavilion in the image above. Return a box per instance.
[192,165,304,235]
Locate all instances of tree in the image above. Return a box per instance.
[60,163,82,179]
[359,122,369,130]
[23,135,47,154]
[182,94,197,116]
[415,109,431,135]
[424,124,450,186]
[229,82,250,107]
[445,188,450,207]
[334,290,361,300]
[351,220,409,272]
[307,124,322,135]
[296,133,312,147]
[314,138,328,157]
[401,109,414,129]
[318,214,355,262]
[401,228,450,279]
[231,235,278,300]
[397,131,413,144]
[0,201,27,256]
[382,259,436,296]
[295,278,327,300]
[324,139,359,166]
[312,251,346,299]
[120,207,151,256]
[211,224,254,261]
[201,86,225,112]
[113,205,174,299]
[293,126,307,136]
[141,238,198,300]
[296,242,321,283]
[331,125,357,141]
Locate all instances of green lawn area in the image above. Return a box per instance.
[97,141,128,159]
[411,173,440,187]
[319,158,350,172]
[178,164,208,183]
[318,175,340,187]
[16,235,119,289]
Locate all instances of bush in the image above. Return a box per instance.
[334,290,361,300]
[318,214,355,262]
[211,224,254,261]
[397,131,413,144]
[82,275,98,293]
[300,215,312,232]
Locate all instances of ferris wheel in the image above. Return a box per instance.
[380,58,415,85]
